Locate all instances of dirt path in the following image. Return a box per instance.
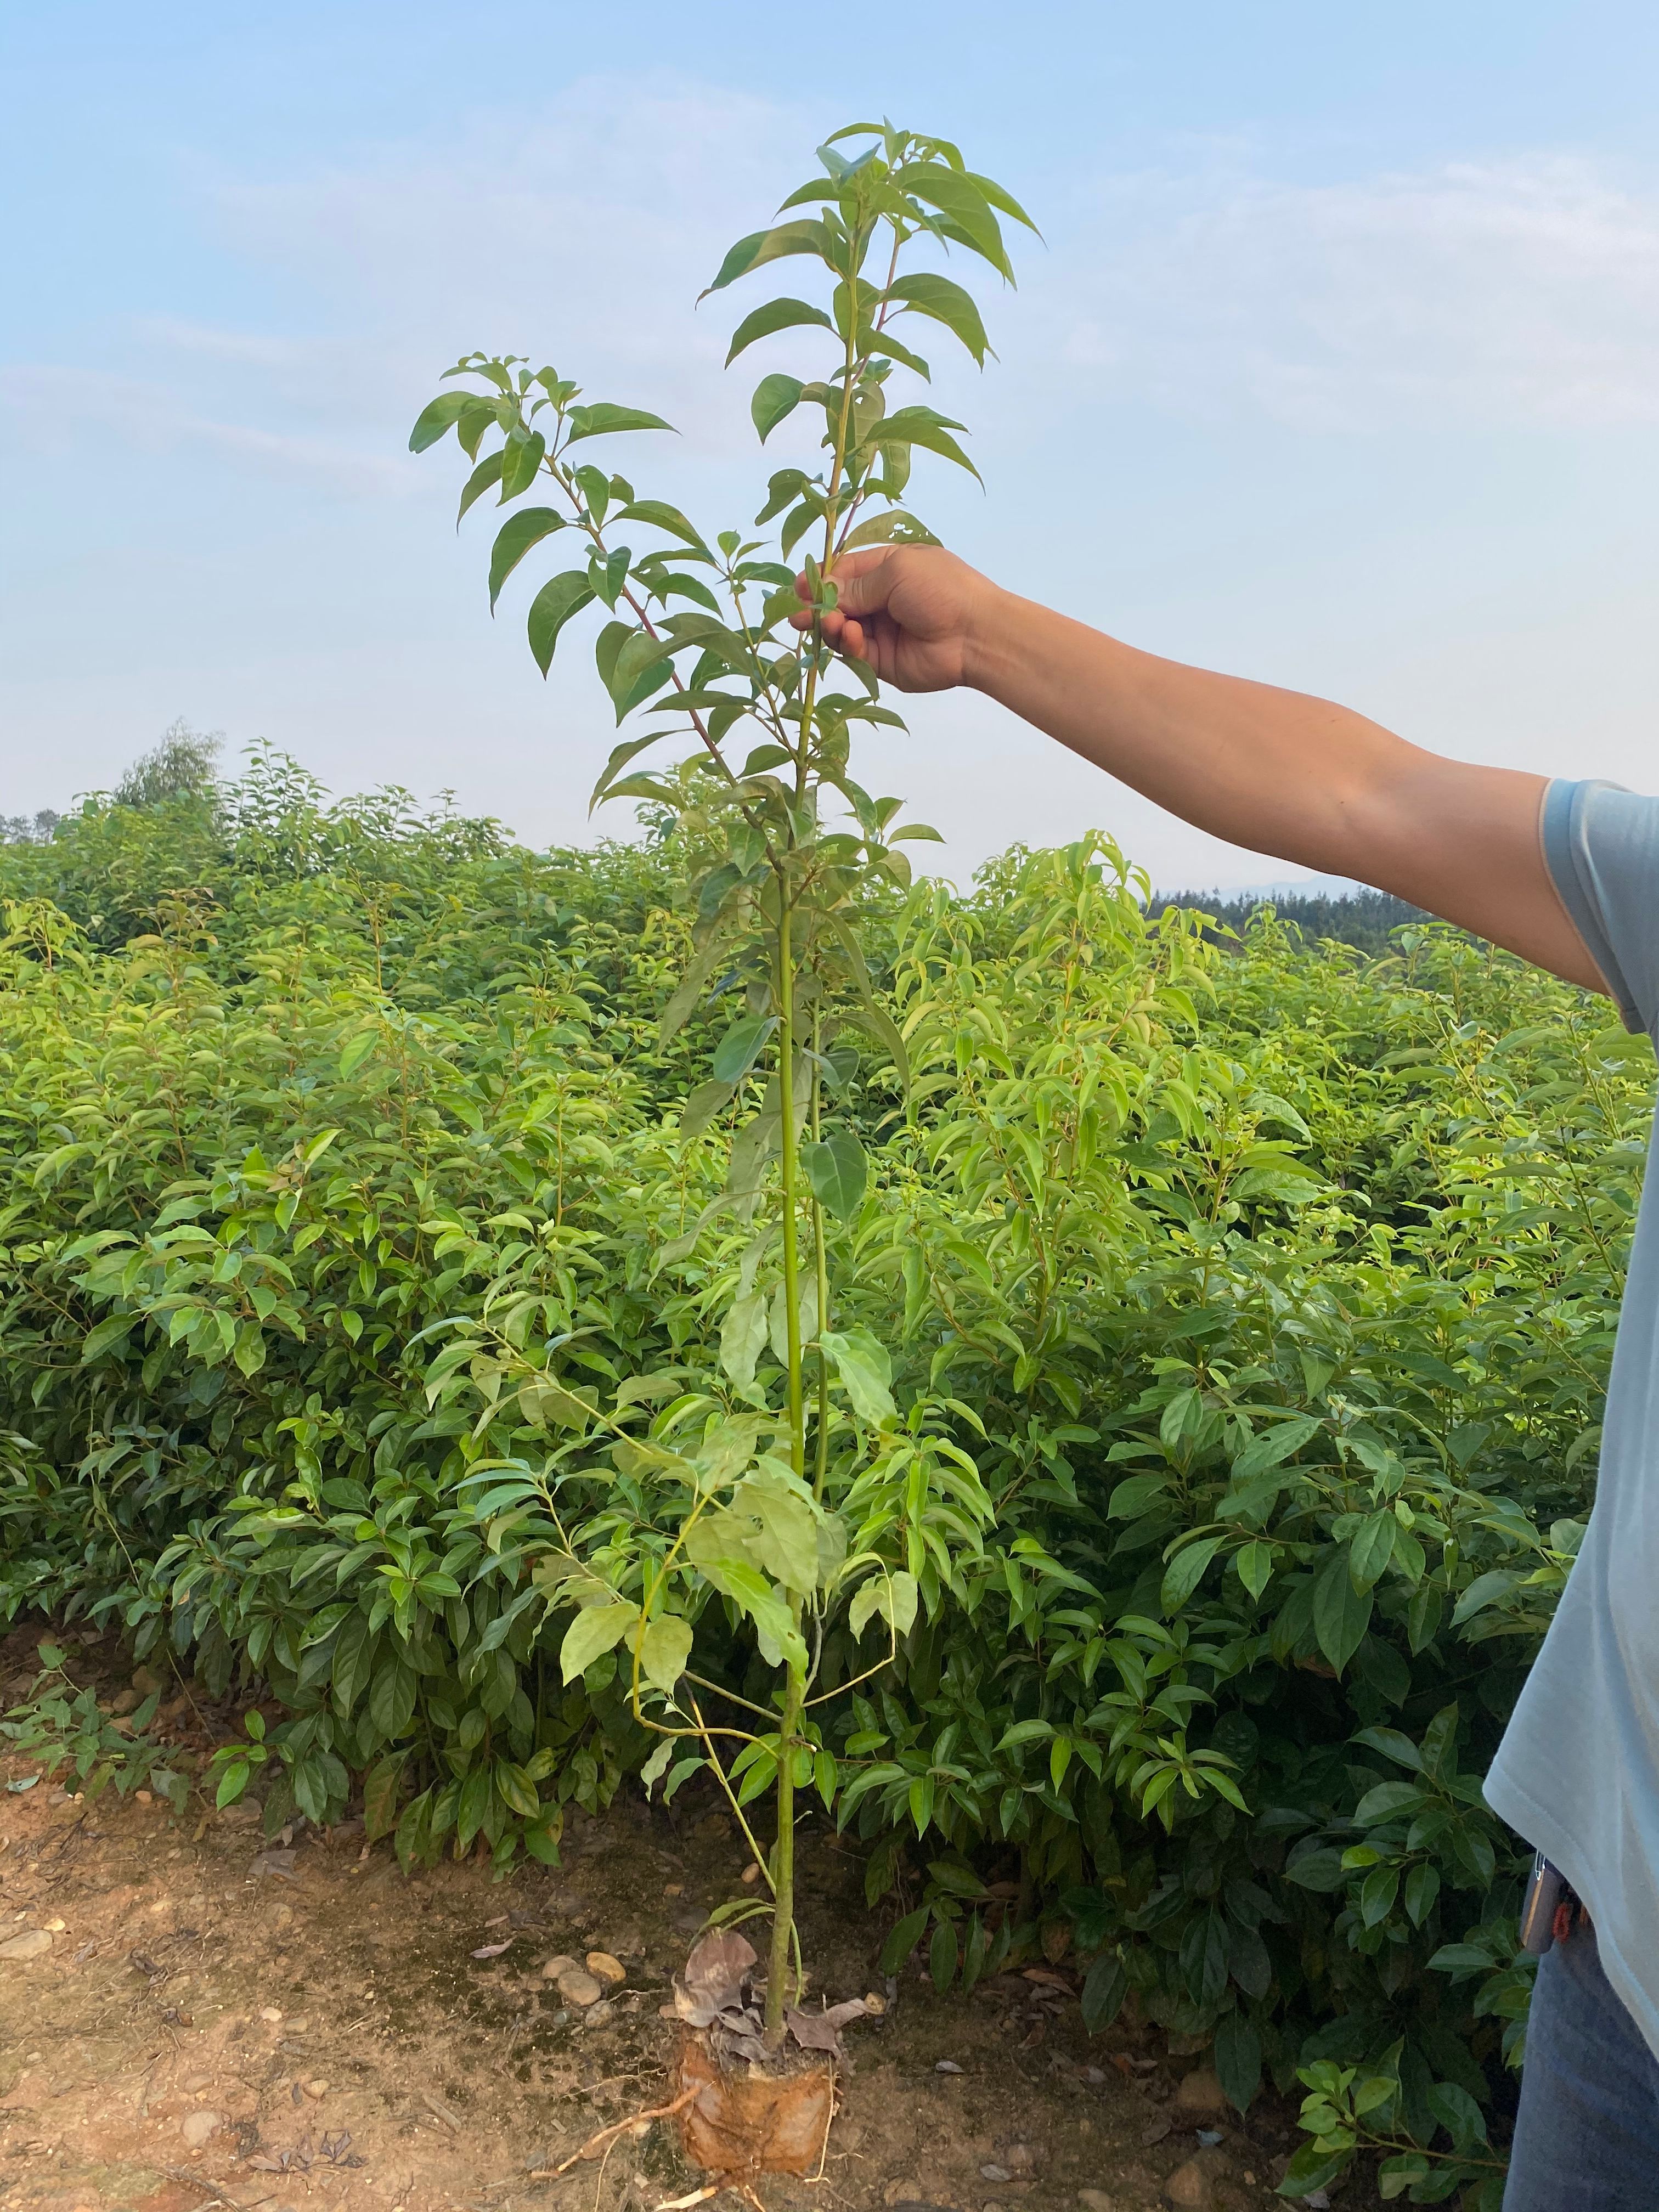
[0,1634,1324,2212]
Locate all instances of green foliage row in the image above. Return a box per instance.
[1,749,1647,2201]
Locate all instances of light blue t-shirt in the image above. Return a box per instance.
[1485,777,1659,2059]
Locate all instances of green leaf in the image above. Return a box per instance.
[616,500,710,552]
[603,628,679,719]
[1352,1726,1424,1772]
[881,273,992,364]
[1232,1415,1322,1480]
[1276,2138,1352,2199]
[214,1759,250,1809]
[1234,1540,1276,1600]
[560,1602,640,1685]
[820,1327,895,1427]
[527,571,596,675]
[518,1377,597,1430]
[733,1471,821,1595]
[368,1658,416,1742]
[1359,1865,1401,1927]
[488,508,567,611]
[1283,1848,1348,1892]
[879,1905,930,1974]
[1080,1948,1128,2033]
[457,450,505,524]
[1355,1779,1425,1826]
[719,1291,768,1391]
[713,1015,779,1085]
[839,509,941,552]
[499,430,546,500]
[564,403,675,443]
[802,1130,867,1220]
[338,1029,378,1080]
[1452,1569,1520,1627]
[1161,1532,1224,1613]
[961,169,1042,235]
[409,391,471,452]
[1213,2011,1262,2113]
[726,297,835,365]
[1425,2081,1488,2151]
[1404,1861,1441,1925]
[860,406,980,483]
[638,1614,693,1696]
[1313,1545,1374,1675]
[80,1312,139,1364]
[929,1915,959,1992]
[752,373,804,443]
[893,165,1013,280]
[1348,1508,1398,1593]
[363,1756,402,1841]
[703,219,827,295]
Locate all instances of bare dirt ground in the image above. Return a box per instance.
[0,1627,1346,2212]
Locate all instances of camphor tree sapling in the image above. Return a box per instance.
[411,121,1032,2125]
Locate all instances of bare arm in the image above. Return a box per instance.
[798,547,1607,996]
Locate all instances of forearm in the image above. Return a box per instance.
[967,589,1442,880]
[811,544,1601,991]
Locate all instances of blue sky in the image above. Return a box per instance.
[5,1,1657,888]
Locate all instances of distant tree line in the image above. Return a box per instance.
[1151,883,1429,955]
[3,719,221,844]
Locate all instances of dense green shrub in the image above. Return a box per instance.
[1,754,1647,2203]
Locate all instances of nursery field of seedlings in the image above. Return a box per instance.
[2,120,1647,2212]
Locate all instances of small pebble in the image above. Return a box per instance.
[0,1930,53,1962]
[179,2110,222,2148]
[740,1862,761,1885]
[585,1950,625,1986]
[935,2058,963,2074]
[43,1917,65,1933]
[1173,2067,1227,2115]
[1162,2161,1210,2211]
[1196,2129,1223,2147]
[541,1954,578,1981]
[980,2166,1012,2184]
[259,2007,283,2022]
[134,1788,154,1805]
[303,2078,328,2099]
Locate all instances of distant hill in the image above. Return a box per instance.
[1150,884,1430,955]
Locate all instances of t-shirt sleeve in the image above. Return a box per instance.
[1541,778,1659,1036]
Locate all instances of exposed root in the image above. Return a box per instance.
[532,2083,701,2176]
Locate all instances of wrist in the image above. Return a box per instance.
[961,581,1024,697]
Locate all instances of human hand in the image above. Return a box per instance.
[789,545,1001,693]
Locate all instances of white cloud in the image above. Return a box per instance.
[0,363,408,496]
[201,75,823,449]
[1048,155,1659,430]
[20,80,1654,516]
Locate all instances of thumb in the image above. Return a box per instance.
[821,548,896,618]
